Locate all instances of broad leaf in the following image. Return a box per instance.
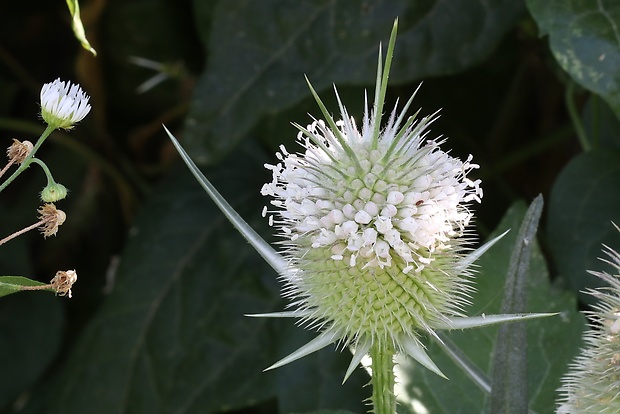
[186,0,525,163]
[547,150,620,303]
[527,0,620,120]
[395,202,585,414]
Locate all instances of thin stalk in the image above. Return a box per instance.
[0,159,15,179]
[370,342,396,414]
[565,81,590,152]
[0,220,43,246]
[30,158,55,184]
[590,93,600,150]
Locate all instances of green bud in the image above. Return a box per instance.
[41,182,68,202]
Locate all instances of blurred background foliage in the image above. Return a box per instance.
[0,0,618,413]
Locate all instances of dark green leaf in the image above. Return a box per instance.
[292,411,357,414]
[396,202,585,414]
[30,148,367,414]
[547,150,620,303]
[0,294,63,410]
[490,195,543,414]
[0,276,48,297]
[583,95,620,150]
[526,0,620,120]
[186,0,525,164]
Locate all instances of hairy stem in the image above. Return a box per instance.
[370,342,396,414]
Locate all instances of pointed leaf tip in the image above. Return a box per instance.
[163,125,289,276]
[401,335,447,379]
[435,313,557,330]
[456,229,510,274]
[265,328,342,371]
[343,337,371,384]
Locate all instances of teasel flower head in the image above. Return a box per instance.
[40,78,91,130]
[556,226,620,414]
[164,20,552,384]
[257,21,493,378]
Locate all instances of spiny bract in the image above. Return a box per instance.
[557,234,620,414]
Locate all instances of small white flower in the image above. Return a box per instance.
[40,78,91,129]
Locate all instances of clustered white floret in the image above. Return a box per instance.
[40,78,91,128]
[262,106,482,274]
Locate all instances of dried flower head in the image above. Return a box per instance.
[38,203,66,237]
[258,23,489,376]
[40,78,91,130]
[557,228,620,414]
[50,269,77,298]
[6,139,33,164]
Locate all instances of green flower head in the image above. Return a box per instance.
[557,227,620,414]
[41,182,68,203]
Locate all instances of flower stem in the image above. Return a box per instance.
[30,158,55,185]
[0,124,55,193]
[565,81,590,152]
[0,219,45,246]
[0,159,15,179]
[370,342,396,414]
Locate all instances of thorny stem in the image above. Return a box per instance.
[370,342,396,414]
[0,124,55,193]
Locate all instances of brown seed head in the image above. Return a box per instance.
[7,139,33,164]
[50,269,77,298]
[37,203,66,237]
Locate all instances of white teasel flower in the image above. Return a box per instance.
[557,226,620,414]
[259,83,485,351]
[164,20,552,383]
[40,78,91,130]
[254,27,538,380]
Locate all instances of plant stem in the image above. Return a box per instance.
[30,158,55,185]
[0,124,55,193]
[0,219,44,246]
[565,81,590,152]
[370,342,396,414]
